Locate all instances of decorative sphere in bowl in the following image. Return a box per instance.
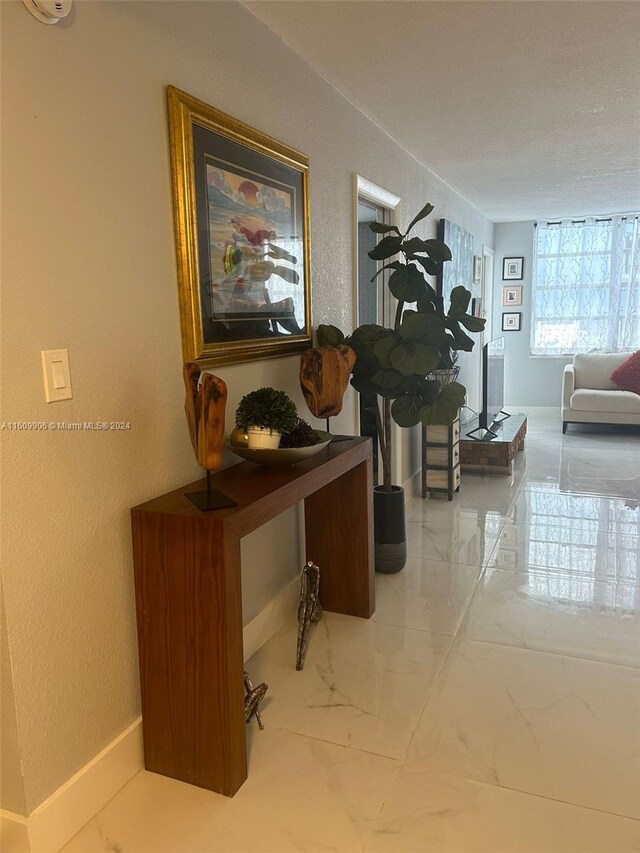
[229,426,249,447]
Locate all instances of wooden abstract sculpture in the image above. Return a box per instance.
[299,344,356,421]
[183,362,236,511]
[184,363,227,469]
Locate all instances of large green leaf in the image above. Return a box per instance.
[390,342,438,377]
[368,235,402,261]
[458,314,486,332]
[371,369,404,393]
[388,264,427,302]
[350,373,378,396]
[448,285,472,317]
[420,378,442,403]
[391,394,423,428]
[409,255,440,277]
[436,342,455,369]
[402,237,430,256]
[400,374,422,394]
[423,313,447,346]
[425,239,452,263]
[416,292,437,313]
[317,324,345,347]
[351,352,376,377]
[446,319,475,351]
[419,382,466,425]
[351,324,387,350]
[405,202,434,235]
[400,312,447,348]
[402,237,452,263]
[368,222,401,236]
[370,260,402,282]
[398,311,428,342]
[373,333,398,368]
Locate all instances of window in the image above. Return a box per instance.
[531,215,640,356]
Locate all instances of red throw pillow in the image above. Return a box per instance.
[611,350,640,395]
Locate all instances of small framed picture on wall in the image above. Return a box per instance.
[502,286,522,306]
[502,257,524,280]
[473,255,482,283]
[502,312,521,332]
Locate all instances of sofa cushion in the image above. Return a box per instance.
[570,388,640,414]
[611,349,640,395]
[573,352,633,390]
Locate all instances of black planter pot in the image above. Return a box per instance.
[373,485,407,574]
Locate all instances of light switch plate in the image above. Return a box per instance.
[41,349,72,402]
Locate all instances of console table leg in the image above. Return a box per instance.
[304,458,374,618]
[132,513,247,796]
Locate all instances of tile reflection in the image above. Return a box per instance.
[490,521,639,584]
[514,481,640,536]
[520,570,638,609]
[558,440,640,502]
[466,568,640,666]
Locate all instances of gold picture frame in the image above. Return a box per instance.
[167,85,312,367]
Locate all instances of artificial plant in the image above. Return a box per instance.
[319,202,485,492]
[235,387,298,434]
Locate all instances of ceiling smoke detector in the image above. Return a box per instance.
[22,0,72,24]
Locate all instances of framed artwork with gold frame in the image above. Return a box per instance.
[167,86,312,367]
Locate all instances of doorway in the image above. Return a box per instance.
[356,198,387,482]
[482,245,495,341]
[354,176,402,484]
[476,245,495,418]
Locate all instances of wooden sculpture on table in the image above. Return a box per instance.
[299,344,356,433]
[183,362,237,511]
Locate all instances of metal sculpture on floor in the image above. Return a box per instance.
[296,561,322,671]
[244,671,268,730]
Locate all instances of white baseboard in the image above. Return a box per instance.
[0,581,298,852]
[0,811,30,853]
[0,718,143,853]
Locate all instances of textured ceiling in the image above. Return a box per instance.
[246,1,640,222]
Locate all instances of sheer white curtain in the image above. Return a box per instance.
[531,215,640,355]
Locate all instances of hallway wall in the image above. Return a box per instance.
[0,0,493,811]
[493,221,570,407]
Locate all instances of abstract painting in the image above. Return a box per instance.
[167,86,312,366]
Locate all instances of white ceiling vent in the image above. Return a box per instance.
[22,0,72,25]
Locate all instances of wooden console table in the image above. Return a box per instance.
[131,437,373,797]
[459,413,527,474]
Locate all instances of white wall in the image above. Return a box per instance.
[493,221,570,408]
[0,0,493,812]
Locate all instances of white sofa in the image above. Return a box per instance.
[562,352,640,432]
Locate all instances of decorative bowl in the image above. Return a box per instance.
[226,431,332,467]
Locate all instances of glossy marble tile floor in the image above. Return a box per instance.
[64,419,640,852]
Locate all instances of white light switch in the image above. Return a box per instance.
[41,349,72,402]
